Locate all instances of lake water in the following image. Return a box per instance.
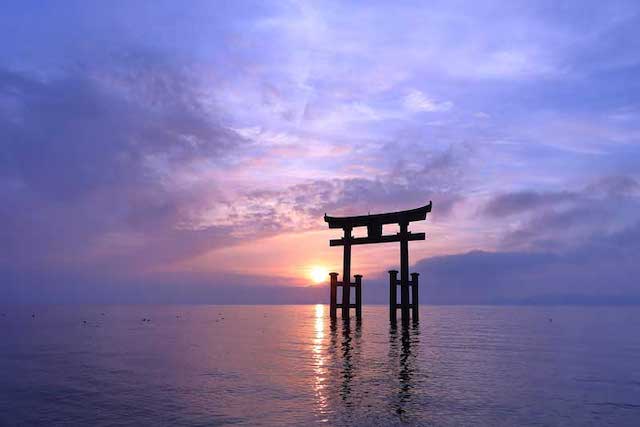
[1,305,639,426]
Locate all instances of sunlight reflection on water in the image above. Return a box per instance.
[312,304,328,422]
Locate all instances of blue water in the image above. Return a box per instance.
[1,305,639,426]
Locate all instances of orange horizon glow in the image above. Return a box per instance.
[159,225,476,287]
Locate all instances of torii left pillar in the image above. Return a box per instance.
[329,272,362,319]
[330,226,357,320]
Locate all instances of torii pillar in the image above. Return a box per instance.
[341,226,352,319]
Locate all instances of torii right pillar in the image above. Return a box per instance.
[390,220,420,324]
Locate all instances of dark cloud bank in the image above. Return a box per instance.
[414,229,640,306]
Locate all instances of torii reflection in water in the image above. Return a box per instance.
[324,317,422,423]
[328,319,362,406]
[389,321,421,420]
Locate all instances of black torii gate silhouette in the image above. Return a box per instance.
[324,201,432,323]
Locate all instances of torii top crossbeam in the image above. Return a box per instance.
[324,201,432,246]
[324,201,432,229]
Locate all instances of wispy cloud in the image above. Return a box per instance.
[403,90,453,113]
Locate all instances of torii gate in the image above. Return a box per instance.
[324,201,432,323]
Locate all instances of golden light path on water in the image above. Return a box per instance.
[312,304,329,421]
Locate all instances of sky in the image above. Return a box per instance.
[1,0,640,304]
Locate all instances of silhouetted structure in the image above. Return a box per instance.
[324,202,432,323]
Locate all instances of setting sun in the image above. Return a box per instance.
[309,266,329,284]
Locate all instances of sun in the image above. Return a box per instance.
[309,266,329,284]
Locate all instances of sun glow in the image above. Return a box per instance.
[309,266,329,284]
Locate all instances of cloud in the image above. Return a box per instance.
[403,90,453,113]
[586,175,640,198]
[201,143,470,235]
[480,176,640,252]
[0,61,247,274]
[471,49,558,80]
[483,191,579,218]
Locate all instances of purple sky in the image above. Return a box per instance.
[1,1,640,304]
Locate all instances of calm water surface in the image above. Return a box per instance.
[1,305,639,426]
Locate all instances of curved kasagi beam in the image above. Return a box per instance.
[324,201,432,229]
